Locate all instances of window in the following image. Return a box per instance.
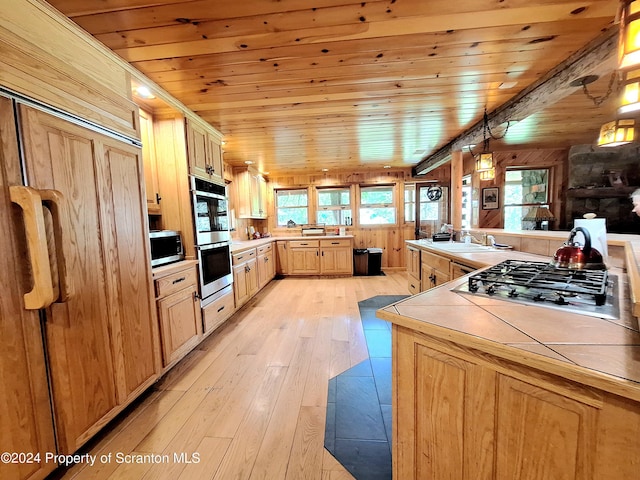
[360,185,396,225]
[503,168,550,230]
[276,189,308,226]
[404,183,416,222]
[461,176,472,230]
[317,187,352,225]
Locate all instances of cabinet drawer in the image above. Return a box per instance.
[289,240,319,248]
[155,267,198,298]
[320,239,351,248]
[202,285,235,333]
[257,243,273,254]
[408,277,421,295]
[421,250,450,273]
[232,248,257,265]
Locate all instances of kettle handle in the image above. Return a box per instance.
[569,226,591,256]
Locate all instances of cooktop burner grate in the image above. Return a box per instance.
[453,260,619,319]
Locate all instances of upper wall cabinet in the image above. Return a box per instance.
[185,118,224,185]
[234,166,267,219]
[0,0,139,139]
[140,109,161,214]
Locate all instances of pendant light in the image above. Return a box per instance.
[472,107,511,181]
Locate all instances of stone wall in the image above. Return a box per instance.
[567,145,640,233]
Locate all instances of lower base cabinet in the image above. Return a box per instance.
[394,325,640,480]
[155,263,202,368]
[233,248,258,307]
[202,284,235,334]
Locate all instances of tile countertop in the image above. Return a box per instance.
[230,235,354,253]
[377,243,640,403]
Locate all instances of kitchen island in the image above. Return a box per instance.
[378,238,640,480]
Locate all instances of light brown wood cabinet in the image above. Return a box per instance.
[420,249,451,291]
[6,100,160,459]
[155,264,202,368]
[394,325,640,480]
[234,166,267,219]
[202,284,235,335]
[257,243,276,288]
[276,240,289,274]
[233,249,259,307]
[406,245,421,294]
[289,240,321,274]
[0,98,58,480]
[185,117,224,184]
[140,108,161,214]
[320,238,353,274]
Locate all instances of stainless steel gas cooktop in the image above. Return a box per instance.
[453,260,619,320]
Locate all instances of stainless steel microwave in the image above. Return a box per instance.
[149,230,184,267]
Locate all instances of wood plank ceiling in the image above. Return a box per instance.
[47,0,622,176]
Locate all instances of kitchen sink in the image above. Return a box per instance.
[416,240,495,253]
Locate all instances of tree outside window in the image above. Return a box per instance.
[504,169,550,230]
[360,185,396,225]
[276,188,308,226]
[317,187,352,225]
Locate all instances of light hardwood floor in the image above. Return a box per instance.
[59,271,407,480]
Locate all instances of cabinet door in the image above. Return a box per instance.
[157,284,202,366]
[140,109,161,214]
[290,248,320,274]
[495,375,598,480]
[0,98,57,480]
[320,247,351,274]
[185,119,209,179]
[395,328,496,480]
[266,251,276,280]
[246,258,259,296]
[233,262,249,306]
[276,241,289,274]
[407,246,420,279]
[19,105,159,454]
[207,133,224,184]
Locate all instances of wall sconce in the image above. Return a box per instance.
[597,118,636,146]
[619,0,640,69]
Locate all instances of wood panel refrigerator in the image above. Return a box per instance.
[0,94,160,480]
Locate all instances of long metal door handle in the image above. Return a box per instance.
[40,189,73,302]
[9,186,55,309]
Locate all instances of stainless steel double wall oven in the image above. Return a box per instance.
[191,176,233,306]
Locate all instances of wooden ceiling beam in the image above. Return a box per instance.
[413,27,618,176]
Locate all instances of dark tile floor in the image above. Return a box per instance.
[324,295,408,480]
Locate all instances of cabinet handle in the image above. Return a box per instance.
[300,243,308,246]
[156,192,162,203]
[193,290,199,301]
[9,186,55,309]
[331,242,339,245]
[172,276,186,284]
[217,305,225,313]
[40,189,73,303]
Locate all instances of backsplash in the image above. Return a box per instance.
[566,145,640,233]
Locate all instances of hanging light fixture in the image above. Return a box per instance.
[618,68,640,113]
[619,0,640,69]
[597,117,636,146]
[471,107,511,181]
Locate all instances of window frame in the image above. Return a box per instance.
[316,186,352,226]
[275,187,309,227]
[503,167,552,230]
[358,184,398,226]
